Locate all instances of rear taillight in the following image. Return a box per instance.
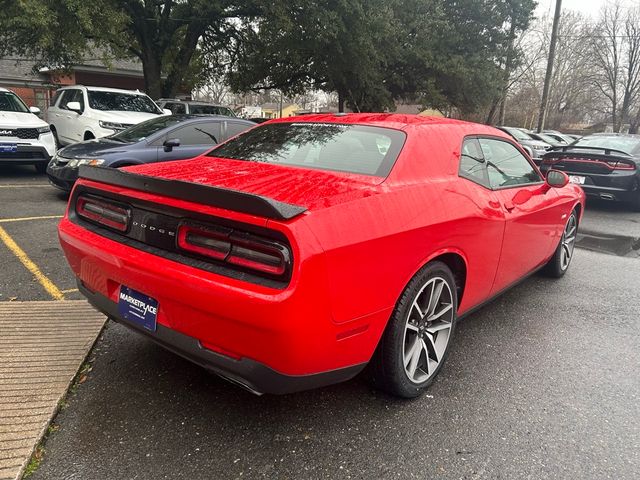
[605,160,635,170]
[76,195,130,232]
[177,222,291,277]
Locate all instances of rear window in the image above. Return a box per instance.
[208,122,406,176]
[189,105,236,117]
[574,136,640,155]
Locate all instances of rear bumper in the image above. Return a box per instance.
[58,215,382,391]
[79,282,364,394]
[541,165,639,202]
[581,183,639,202]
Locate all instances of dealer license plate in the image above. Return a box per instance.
[0,143,17,153]
[569,175,585,185]
[117,286,158,332]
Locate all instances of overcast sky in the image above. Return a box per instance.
[536,0,607,18]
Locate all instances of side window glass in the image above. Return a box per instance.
[459,138,490,188]
[50,91,61,107]
[479,138,542,189]
[57,91,71,109]
[170,124,219,146]
[71,90,85,112]
[223,122,252,141]
[167,102,186,114]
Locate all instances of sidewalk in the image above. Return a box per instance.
[0,301,105,480]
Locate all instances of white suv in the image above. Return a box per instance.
[0,87,56,173]
[46,86,169,146]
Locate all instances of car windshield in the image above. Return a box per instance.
[208,122,406,177]
[0,91,29,113]
[536,133,560,144]
[574,136,640,155]
[111,116,191,143]
[189,105,236,117]
[504,128,533,141]
[88,91,161,114]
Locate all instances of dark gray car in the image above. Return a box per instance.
[47,115,255,191]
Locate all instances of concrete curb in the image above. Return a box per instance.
[0,301,105,480]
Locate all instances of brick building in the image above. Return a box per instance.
[0,57,145,111]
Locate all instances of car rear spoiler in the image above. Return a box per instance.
[554,145,631,156]
[78,165,307,221]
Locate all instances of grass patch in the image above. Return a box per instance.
[23,445,45,478]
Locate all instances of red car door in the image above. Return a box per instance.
[478,137,561,293]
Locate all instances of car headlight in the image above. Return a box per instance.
[99,120,129,131]
[37,125,51,134]
[67,158,105,168]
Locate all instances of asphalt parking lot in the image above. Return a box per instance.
[1,164,639,479]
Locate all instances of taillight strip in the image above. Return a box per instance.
[177,222,291,278]
[76,195,130,232]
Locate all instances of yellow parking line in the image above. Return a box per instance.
[0,225,64,301]
[0,184,50,188]
[0,215,63,223]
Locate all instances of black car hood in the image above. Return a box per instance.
[57,139,134,159]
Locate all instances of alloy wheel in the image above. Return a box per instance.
[561,213,577,270]
[403,276,454,384]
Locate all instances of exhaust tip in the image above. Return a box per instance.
[599,193,616,201]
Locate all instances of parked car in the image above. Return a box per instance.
[543,130,579,145]
[46,86,169,146]
[0,87,56,173]
[156,99,236,117]
[59,114,584,398]
[47,115,255,191]
[541,133,640,210]
[495,126,552,164]
[528,131,566,148]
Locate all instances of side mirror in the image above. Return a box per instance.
[66,101,82,113]
[162,108,172,115]
[163,138,180,152]
[546,169,569,188]
[29,106,41,115]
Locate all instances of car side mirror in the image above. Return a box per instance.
[546,169,569,188]
[163,138,180,152]
[29,106,41,115]
[66,101,82,113]
[162,108,172,115]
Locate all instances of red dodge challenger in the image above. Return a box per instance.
[59,114,585,398]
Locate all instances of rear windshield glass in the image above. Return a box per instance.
[88,91,161,114]
[190,105,236,117]
[574,136,640,155]
[208,123,406,176]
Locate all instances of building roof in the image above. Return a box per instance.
[0,58,48,87]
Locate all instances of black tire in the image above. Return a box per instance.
[34,162,47,174]
[368,261,457,398]
[630,194,640,212]
[542,209,578,278]
[50,127,60,150]
[84,132,95,140]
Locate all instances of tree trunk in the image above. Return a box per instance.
[142,55,163,99]
[338,91,345,113]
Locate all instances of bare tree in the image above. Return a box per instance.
[619,7,640,130]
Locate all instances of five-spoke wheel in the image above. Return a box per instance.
[368,261,457,398]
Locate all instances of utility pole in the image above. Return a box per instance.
[537,0,562,133]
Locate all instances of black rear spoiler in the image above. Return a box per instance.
[78,166,307,221]
[554,145,631,157]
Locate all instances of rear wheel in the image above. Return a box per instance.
[543,209,578,278]
[368,261,457,398]
[630,193,640,212]
[84,132,95,141]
